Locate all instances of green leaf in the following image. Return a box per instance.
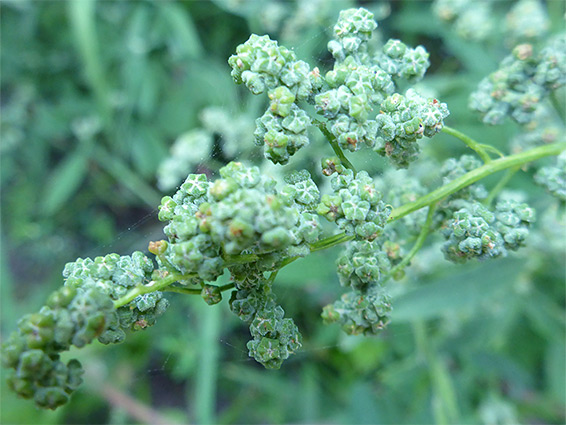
[545,338,566,404]
[522,289,565,340]
[392,260,520,322]
[159,2,203,59]
[40,149,90,215]
[130,125,167,178]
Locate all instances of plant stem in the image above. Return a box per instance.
[163,286,202,295]
[310,232,355,252]
[484,166,520,207]
[223,253,259,264]
[314,119,357,173]
[479,144,504,158]
[388,203,436,278]
[442,126,492,163]
[195,301,220,425]
[113,272,194,308]
[389,141,566,222]
[413,322,460,425]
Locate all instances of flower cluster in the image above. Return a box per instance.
[328,7,377,60]
[317,10,433,158]
[254,103,311,164]
[63,252,169,338]
[160,165,285,279]
[432,0,493,41]
[157,107,255,191]
[1,249,169,410]
[229,263,302,369]
[374,90,450,168]
[228,7,448,169]
[534,151,566,201]
[469,34,566,125]
[247,305,302,369]
[317,169,391,240]
[335,240,391,292]
[228,34,313,99]
[228,34,317,163]
[505,0,550,44]
[441,199,536,263]
[322,239,393,335]
[1,285,115,409]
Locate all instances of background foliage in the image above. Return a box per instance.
[1,0,564,424]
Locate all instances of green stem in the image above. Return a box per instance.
[413,322,460,425]
[223,253,259,264]
[195,301,220,425]
[314,119,357,173]
[479,144,504,158]
[113,272,194,308]
[115,232,355,307]
[442,126,492,164]
[484,165,520,207]
[388,203,436,278]
[310,232,354,252]
[389,141,566,222]
[162,286,202,295]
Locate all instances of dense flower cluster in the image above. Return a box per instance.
[63,252,169,338]
[229,7,447,168]
[322,240,392,335]
[1,285,114,409]
[1,250,170,410]
[159,162,317,282]
[374,90,449,167]
[254,104,311,164]
[228,34,317,163]
[317,169,391,241]
[470,34,566,125]
[158,162,320,367]
[441,199,536,263]
[317,10,436,161]
[534,151,566,201]
[229,263,302,369]
[228,34,313,99]
[432,0,493,41]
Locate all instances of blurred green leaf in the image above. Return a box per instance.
[545,338,566,404]
[392,260,520,322]
[40,146,90,215]
[159,2,203,59]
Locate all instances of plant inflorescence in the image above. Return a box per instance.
[2,6,565,411]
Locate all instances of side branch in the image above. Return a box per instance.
[113,272,193,308]
[389,142,566,221]
[442,126,492,163]
[314,119,357,173]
